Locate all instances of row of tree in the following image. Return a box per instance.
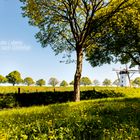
[0,70,68,86]
[1,70,140,87]
[98,78,140,87]
[0,71,45,86]
[0,71,93,86]
[70,78,140,87]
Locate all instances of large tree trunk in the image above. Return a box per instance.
[74,48,83,102]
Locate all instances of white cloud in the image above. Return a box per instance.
[0,40,32,51]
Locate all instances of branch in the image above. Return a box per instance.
[72,0,82,39]
[123,51,140,66]
[59,31,76,49]
[92,0,134,32]
[62,0,78,42]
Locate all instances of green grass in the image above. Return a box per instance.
[0,86,140,139]
[0,86,140,96]
[1,86,140,109]
[0,97,140,139]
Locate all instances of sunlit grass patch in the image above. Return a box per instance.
[0,97,140,139]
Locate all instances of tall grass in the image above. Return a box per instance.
[0,97,140,139]
[0,86,140,97]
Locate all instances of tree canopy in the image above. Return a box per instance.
[93,79,100,86]
[103,78,111,86]
[69,80,74,85]
[24,77,35,86]
[112,79,119,87]
[20,0,133,101]
[133,77,140,87]
[60,80,68,87]
[80,77,92,86]
[6,71,22,86]
[86,0,140,68]
[48,77,59,87]
[36,79,46,86]
[0,75,7,84]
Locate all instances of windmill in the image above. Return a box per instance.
[113,65,140,87]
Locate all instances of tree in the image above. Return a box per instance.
[112,79,119,87]
[20,0,132,101]
[36,79,46,86]
[80,77,92,86]
[69,80,74,85]
[24,77,35,86]
[48,77,59,87]
[6,71,22,86]
[86,0,140,68]
[93,79,100,86]
[60,80,68,87]
[103,78,111,86]
[133,77,140,87]
[130,80,135,87]
[0,75,7,84]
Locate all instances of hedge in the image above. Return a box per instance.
[0,89,125,109]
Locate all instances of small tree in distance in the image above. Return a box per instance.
[69,81,74,86]
[113,79,119,87]
[103,79,111,86]
[6,71,22,86]
[80,77,92,86]
[93,79,100,86]
[36,79,46,86]
[48,77,59,87]
[24,77,35,86]
[0,75,7,84]
[130,80,135,87]
[133,77,140,87]
[60,80,68,87]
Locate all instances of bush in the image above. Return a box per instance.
[0,86,140,109]
[0,88,125,109]
[0,94,17,109]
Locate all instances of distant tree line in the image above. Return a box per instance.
[0,70,46,86]
[1,70,140,87]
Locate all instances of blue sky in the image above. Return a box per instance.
[0,0,139,85]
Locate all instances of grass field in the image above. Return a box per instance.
[0,97,140,139]
[0,86,140,139]
[0,86,140,97]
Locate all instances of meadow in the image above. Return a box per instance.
[1,86,140,109]
[0,86,140,96]
[0,97,140,139]
[0,86,140,139]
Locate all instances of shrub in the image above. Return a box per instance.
[0,86,140,109]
